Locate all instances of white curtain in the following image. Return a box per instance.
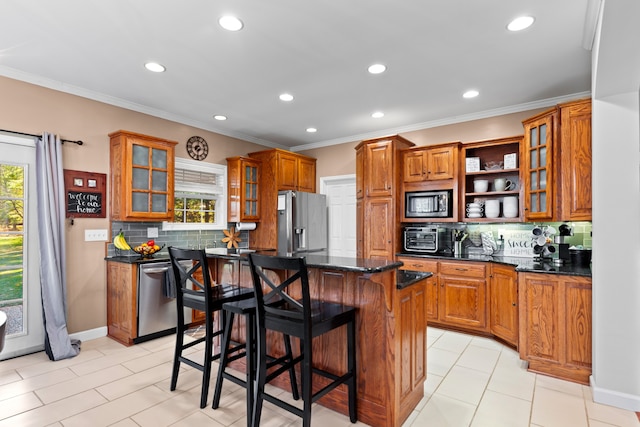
[35,133,80,360]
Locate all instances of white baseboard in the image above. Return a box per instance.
[590,375,640,412]
[69,326,108,343]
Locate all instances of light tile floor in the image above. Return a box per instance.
[0,327,638,426]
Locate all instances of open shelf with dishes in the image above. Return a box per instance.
[461,136,523,222]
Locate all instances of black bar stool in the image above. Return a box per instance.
[168,247,254,409]
[248,253,358,427]
[212,298,300,421]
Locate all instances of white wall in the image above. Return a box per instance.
[591,0,640,411]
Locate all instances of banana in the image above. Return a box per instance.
[113,231,131,251]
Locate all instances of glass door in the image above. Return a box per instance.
[0,135,44,359]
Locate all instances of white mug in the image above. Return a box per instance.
[474,179,489,193]
[503,196,518,217]
[494,178,515,191]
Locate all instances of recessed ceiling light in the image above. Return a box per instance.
[372,111,384,118]
[213,115,227,121]
[368,64,387,74]
[144,62,166,73]
[507,16,535,31]
[219,15,244,31]
[306,127,317,133]
[279,93,294,102]
[463,90,479,99]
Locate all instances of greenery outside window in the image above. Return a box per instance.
[162,157,227,231]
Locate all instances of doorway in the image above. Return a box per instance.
[0,134,44,360]
[320,175,356,257]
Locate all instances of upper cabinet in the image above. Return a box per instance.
[522,98,591,221]
[250,148,317,193]
[402,143,457,183]
[461,136,523,222]
[109,130,177,222]
[226,156,261,223]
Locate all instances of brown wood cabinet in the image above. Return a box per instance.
[439,260,488,332]
[355,135,414,260]
[106,261,137,345]
[248,148,317,250]
[397,257,489,333]
[489,263,518,347]
[226,156,260,223]
[522,98,591,221]
[402,143,457,182]
[518,272,592,384]
[461,136,523,223]
[109,130,177,222]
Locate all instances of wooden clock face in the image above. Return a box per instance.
[186,136,209,161]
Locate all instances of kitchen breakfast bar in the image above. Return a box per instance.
[204,249,431,427]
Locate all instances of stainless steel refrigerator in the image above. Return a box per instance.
[277,190,328,255]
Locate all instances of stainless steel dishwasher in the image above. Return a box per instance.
[136,261,191,343]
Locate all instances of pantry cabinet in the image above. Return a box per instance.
[489,264,518,347]
[109,130,177,222]
[521,98,591,221]
[356,135,414,260]
[226,156,260,223]
[247,148,317,250]
[518,272,592,384]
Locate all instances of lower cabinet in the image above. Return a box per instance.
[518,272,592,384]
[398,279,428,408]
[438,261,488,332]
[489,264,519,346]
[106,261,138,346]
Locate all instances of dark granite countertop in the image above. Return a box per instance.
[105,254,170,264]
[396,252,592,277]
[396,270,433,289]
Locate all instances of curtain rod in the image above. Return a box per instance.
[0,128,84,145]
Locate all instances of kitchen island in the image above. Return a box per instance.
[205,249,431,427]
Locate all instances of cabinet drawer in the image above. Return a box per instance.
[397,256,438,273]
[439,261,486,278]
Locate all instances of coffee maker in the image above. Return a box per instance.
[553,224,573,264]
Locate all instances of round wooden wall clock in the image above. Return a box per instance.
[186,136,209,160]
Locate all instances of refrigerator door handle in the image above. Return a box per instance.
[295,227,306,250]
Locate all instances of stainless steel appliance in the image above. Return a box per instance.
[277,190,327,255]
[405,190,453,218]
[137,261,191,343]
[403,226,453,254]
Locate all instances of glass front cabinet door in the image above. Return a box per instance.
[522,110,556,221]
[227,156,260,222]
[109,130,177,221]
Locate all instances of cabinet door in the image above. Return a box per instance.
[297,157,316,192]
[440,275,487,330]
[106,262,136,344]
[130,140,173,219]
[277,151,298,190]
[559,100,592,221]
[356,198,363,258]
[489,264,518,346]
[403,150,426,182]
[364,197,393,259]
[425,274,439,321]
[399,280,427,401]
[523,113,555,220]
[564,279,592,370]
[427,146,455,180]
[365,141,393,197]
[241,160,260,220]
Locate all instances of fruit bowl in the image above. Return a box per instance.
[132,242,165,258]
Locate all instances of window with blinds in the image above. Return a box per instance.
[163,158,227,230]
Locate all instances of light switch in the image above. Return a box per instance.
[85,229,108,241]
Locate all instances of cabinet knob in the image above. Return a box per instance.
[512,303,517,306]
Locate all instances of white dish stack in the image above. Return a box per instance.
[466,202,484,218]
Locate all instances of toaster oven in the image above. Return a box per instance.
[403,226,453,254]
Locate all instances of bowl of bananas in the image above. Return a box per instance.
[131,240,164,258]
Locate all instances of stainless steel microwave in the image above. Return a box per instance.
[405,190,452,218]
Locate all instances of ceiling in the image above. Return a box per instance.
[0,0,593,151]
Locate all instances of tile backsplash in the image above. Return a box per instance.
[108,222,250,257]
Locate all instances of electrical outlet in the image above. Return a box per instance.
[85,229,108,241]
[147,227,159,238]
